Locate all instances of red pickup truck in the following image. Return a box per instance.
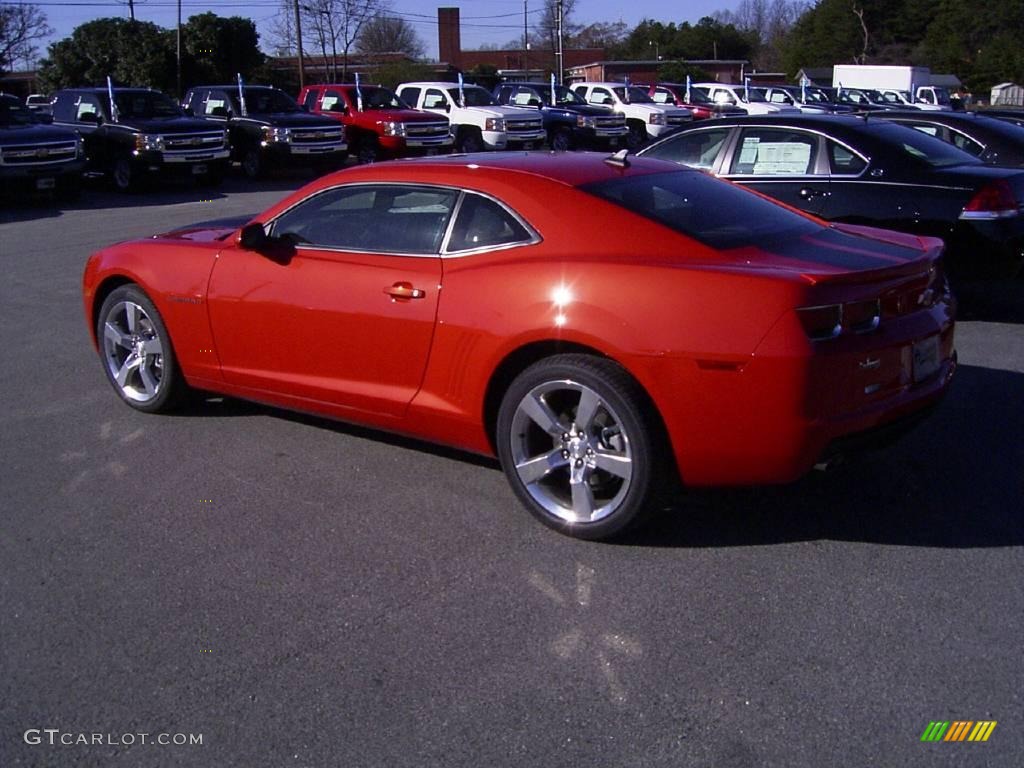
[298,84,453,162]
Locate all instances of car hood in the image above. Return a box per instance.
[155,215,254,242]
[459,105,541,119]
[0,123,78,143]
[118,116,224,134]
[242,112,340,128]
[361,108,446,123]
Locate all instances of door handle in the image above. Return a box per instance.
[384,282,426,300]
[799,187,826,200]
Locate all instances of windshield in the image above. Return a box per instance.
[112,91,183,119]
[582,170,821,250]
[359,86,405,109]
[613,86,655,104]
[0,96,39,126]
[528,85,587,106]
[243,87,300,113]
[447,86,497,107]
[744,87,769,103]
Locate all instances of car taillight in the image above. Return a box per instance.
[917,261,947,308]
[797,298,883,341]
[960,179,1020,220]
[796,304,842,341]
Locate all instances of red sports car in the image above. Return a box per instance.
[83,152,956,539]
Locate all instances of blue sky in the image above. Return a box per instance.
[34,0,741,61]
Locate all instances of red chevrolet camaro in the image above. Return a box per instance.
[83,152,956,539]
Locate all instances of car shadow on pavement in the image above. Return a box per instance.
[0,175,306,224]
[166,365,1020,549]
[625,364,1023,549]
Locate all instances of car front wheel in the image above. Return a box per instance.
[97,285,186,413]
[496,354,664,540]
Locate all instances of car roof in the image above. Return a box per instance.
[328,151,692,188]
[399,82,482,89]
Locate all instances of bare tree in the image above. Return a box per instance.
[0,3,52,73]
[357,15,424,59]
[533,0,582,54]
[852,3,869,64]
[714,0,806,71]
[300,0,385,81]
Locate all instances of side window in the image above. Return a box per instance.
[827,140,867,175]
[712,89,735,105]
[643,128,731,170]
[398,87,421,106]
[496,86,513,104]
[590,88,613,106]
[907,122,939,137]
[950,130,983,156]
[271,185,458,254]
[75,94,101,122]
[446,194,534,253]
[302,89,319,110]
[730,128,818,175]
[423,89,448,110]
[513,87,540,107]
[321,89,344,111]
[652,88,672,104]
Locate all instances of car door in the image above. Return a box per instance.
[722,126,830,215]
[206,183,455,417]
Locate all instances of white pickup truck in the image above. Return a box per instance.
[570,82,692,148]
[397,81,545,152]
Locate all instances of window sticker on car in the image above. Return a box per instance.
[738,137,760,165]
[751,142,811,174]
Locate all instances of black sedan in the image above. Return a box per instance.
[874,110,1024,166]
[637,114,1024,278]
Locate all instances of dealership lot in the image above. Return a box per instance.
[1,179,1022,766]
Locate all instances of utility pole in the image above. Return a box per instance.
[293,0,305,89]
[555,0,564,85]
[522,1,528,78]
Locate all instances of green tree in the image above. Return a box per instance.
[38,18,176,92]
[182,13,264,86]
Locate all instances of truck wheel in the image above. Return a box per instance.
[549,127,573,152]
[241,148,264,179]
[457,128,484,153]
[111,155,138,193]
[356,137,379,164]
[626,121,647,150]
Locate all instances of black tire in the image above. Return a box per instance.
[241,147,264,179]
[355,136,379,164]
[625,121,647,150]
[496,354,665,540]
[111,154,138,193]
[96,285,187,413]
[457,127,484,153]
[549,127,573,152]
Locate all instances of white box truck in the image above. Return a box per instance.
[832,65,952,110]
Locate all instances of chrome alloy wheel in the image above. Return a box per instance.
[101,300,165,403]
[509,379,633,524]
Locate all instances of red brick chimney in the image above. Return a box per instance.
[438,7,462,68]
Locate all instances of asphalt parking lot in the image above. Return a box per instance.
[1,174,1022,767]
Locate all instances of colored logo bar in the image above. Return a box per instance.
[921,721,997,742]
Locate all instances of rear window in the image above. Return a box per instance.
[872,121,980,168]
[581,170,821,250]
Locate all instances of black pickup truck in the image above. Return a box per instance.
[1,94,86,200]
[50,87,229,191]
[491,82,628,150]
[182,85,348,178]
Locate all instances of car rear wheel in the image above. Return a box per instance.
[97,285,186,413]
[496,354,663,540]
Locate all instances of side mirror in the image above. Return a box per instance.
[239,222,269,250]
